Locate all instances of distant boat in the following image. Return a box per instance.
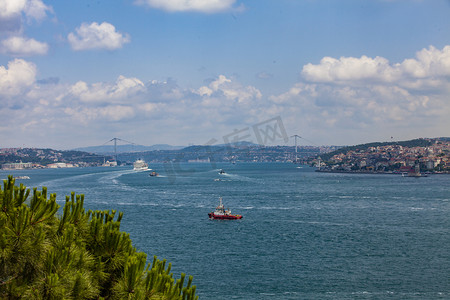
[133,159,149,171]
[14,176,30,179]
[149,171,158,177]
[219,169,226,174]
[208,197,242,220]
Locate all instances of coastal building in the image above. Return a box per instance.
[426,160,436,170]
[188,158,211,163]
[102,160,118,167]
[47,162,75,168]
[1,162,33,170]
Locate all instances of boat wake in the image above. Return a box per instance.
[214,170,260,183]
[97,169,135,183]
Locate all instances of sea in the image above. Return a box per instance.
[2,163,449,299]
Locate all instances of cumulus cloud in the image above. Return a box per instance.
[302,45,450,88]
[69,75,145,103]
[0,36,49,56]
[269,81,446,145]
[0,1,52,58]
[134,0,240,13]
[68,22,130,51]
[2,43,449,148]
[302,55,399,83]
[0,58,36,96]
[270,45,450,144]
[0,65,267,147]
[271,83,431,123]
[0,0,51,21]
[0,0,52,35]
[195,75,262,104]
[400,45,450,78]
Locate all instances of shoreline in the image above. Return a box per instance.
[315,169,449,175]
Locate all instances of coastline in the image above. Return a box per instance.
[315,169,449,175]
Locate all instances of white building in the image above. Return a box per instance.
[1,162,33,170]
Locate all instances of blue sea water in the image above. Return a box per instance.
[2,163,450,299]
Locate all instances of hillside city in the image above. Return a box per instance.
[315,138,450,174]
[1,138,449,174]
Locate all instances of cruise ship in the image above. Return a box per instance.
[133,159,149,171]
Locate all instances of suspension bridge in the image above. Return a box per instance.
[102,137,137,162]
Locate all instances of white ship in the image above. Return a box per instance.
[133,159,150,171]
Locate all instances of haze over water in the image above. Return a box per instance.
[3,163,449,299]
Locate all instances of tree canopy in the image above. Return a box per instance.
[0,176,198,300]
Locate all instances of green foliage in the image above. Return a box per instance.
[0,176,198,300]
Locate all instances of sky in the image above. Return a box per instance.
[0,0,449,149]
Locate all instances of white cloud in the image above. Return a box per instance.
[195,75,262,104]
[270,45,450,144]
[0,36,48,56]
[69,75,145,103]
[134,0,239,13]
[0,0,51,21]
[0,58,36,96]
[2,44,449,148]
[0,69,267,147]
[269,81,446,144]
[138,102,159,113]
[23,0,51,21]
[400,45,450,78]
[68,22,130,51]
[302,55,400,83]
[0,0,52,35]
[0,0,26,19]
[302,45,450,88]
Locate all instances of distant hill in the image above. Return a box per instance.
[74,141,260,155]
[181,141,261,151]
[73,144,184,154]
[0,148,110,167]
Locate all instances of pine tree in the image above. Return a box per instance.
[0,176,198,300]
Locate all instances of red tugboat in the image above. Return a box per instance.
[208,197,242,220]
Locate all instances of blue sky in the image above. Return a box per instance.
[1,0,449,149]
